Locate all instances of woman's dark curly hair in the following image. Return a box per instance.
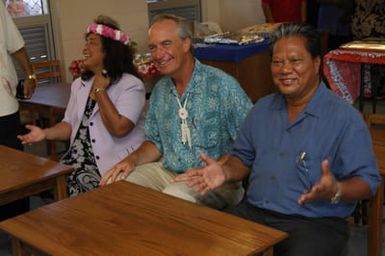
[81,15,138,83]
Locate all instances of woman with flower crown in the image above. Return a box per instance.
[18,15,146,196]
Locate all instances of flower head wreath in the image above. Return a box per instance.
[86,23,130,45]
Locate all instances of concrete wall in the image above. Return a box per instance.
[201,0,264,31]
[52,0,265,81]
[52,0,149,81]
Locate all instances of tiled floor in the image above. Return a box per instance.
[0,100,384,255]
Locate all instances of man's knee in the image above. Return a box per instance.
[125,163,174,191]
[163,182,240,209]
[125,170,150,187]
[162,182,198,203]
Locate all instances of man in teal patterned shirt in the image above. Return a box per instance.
[100,14,252,209]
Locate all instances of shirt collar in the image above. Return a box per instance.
[304,82,329,118]
[168,58,202,98]
[270,81,329,118]
[80,76,95,87]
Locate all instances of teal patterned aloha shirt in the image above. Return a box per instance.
[145,59,252,173]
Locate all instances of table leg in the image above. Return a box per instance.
[371,64,383,114]
[12,237,27,256]
[47,108,58,160]
[359,64,365,112]
[368,179,384,256]
[54,175,68,201]
[260,248,273,256]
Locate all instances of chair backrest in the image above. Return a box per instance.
[32,60,62,84]
[367,113,385,146]
[365,113,385,256]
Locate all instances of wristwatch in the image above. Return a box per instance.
[27,73,37,80]
[94,87,106,94]
[330,182,342,204]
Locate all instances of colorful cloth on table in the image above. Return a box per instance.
[323,48,385,103]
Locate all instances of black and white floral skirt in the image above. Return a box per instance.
[61,96,101,196]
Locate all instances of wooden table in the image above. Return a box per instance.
[19,83,71,159]
[0,145,73,206]
[0,181,287,256]
[20,82,70,124]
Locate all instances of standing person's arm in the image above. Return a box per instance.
[261,1,274,23]
[12,47,36,99]
[3,0,35,99]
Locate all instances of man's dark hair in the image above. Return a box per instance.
[273,23,321,58]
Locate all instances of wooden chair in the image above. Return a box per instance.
[32,60,66,160]
[32,60,62,84]
[367,114,385,146]
[366,113,385,256]
[23,59,63,126]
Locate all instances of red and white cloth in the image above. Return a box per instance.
[323,48,385,104]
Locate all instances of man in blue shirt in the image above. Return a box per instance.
[175,23,381,255]
[100,14,252,209]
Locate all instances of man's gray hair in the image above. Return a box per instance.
[150,13,193,40]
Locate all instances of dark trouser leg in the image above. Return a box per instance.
[0,111,23,150]
[225,200,349,256]
[0,111,30,221]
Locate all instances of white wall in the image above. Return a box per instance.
[201,0,265,31]
[52,0,265,82]
[52,0,149,82]
[220,0,265,31]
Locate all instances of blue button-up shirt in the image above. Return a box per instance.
[145,59,252,173]
[231,83,381,218]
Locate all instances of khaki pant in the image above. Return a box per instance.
[126,162,244,209]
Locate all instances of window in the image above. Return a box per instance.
[5,0,48,17]
[5,0,56,81]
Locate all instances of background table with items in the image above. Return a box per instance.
[19,82,71,159]
[194,40,274,103]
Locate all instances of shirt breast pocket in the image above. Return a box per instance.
[191,111,220,149]
[296,154,322,190]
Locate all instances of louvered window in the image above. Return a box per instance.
[19,22,51,63]
[147,0,201,23]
